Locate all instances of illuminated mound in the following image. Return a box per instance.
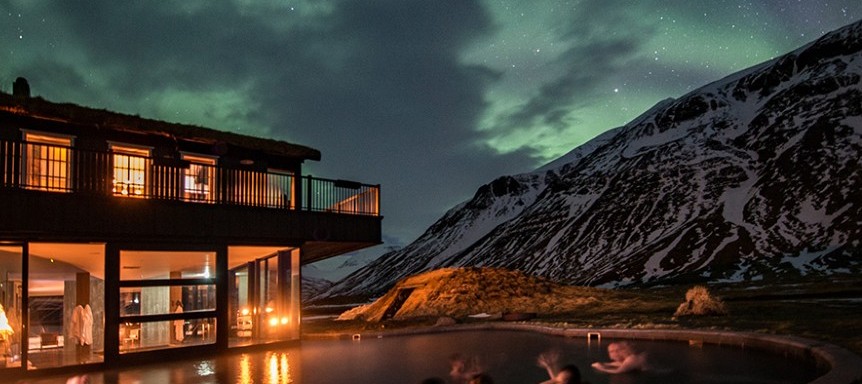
[337,267,643,322]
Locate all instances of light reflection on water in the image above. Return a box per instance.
[239,354,251,384]
[196,361,216,378]
[227,352,293,384]
[18,330,820,384]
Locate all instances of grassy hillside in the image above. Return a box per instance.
[303,269,862,356]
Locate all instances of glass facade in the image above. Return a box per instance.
[119,250,217,354]
[26,243,105,370]
[228,247,300,348]
[0,243,303,373]
[120,251,215,281]
[118,318,216,353]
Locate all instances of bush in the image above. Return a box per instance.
[673,285,727,317]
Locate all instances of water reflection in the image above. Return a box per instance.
[196,361,216,379]
[239,354,251,384]
[18,331,820,384]
[266,352,292,384]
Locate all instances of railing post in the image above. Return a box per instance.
[0,140,8,187]
[306,174,312,211]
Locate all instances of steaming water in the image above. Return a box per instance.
[25,330,821,384]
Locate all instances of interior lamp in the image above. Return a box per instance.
[0,304,13,363]
[0,304,13,337]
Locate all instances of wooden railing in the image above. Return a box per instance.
[0,139,380,216]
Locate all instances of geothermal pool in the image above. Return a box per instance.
[28,330,822,384]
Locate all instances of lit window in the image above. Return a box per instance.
[182,154,217,202]
[111,144,150,197]
[23,132,72,192]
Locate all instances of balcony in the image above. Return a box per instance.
[0,139,380,216]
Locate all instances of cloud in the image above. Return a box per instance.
[0,0,535,244]
[475,1,656,161]
[7,0,856,249]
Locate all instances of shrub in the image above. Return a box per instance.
[673,285,727,317]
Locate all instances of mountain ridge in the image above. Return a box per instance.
[320,19,862,300]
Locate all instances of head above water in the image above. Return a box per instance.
[556,364,581,384]
[607,341,635,361]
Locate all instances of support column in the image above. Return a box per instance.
[103,244,120,367]
[215,245,228,350]
[170,271,182,344]
[290,248,301,340]
[247,262,259,341]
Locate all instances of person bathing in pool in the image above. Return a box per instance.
[591,341,649,374]
[537,350,583,384]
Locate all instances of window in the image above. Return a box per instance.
[27,243,105,369]
[228,246,300,347]
[120,251,215,282]
[182,154,217,202]
[119,250,217,353]
[23,132,72,192]
[111,144,150,197]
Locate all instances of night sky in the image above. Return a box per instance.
[2,1,860,259]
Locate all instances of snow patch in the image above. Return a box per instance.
[781,248,835,274]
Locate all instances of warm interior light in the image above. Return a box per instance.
[268,317,278,327]
[111,145,150,198]
[280,317,289,325]
[0,304,14,337]
[241,308,250,316]
[23,132,72,191]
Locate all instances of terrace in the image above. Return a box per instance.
[0,138,379,217]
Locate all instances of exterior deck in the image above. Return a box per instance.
[0,137,381,262]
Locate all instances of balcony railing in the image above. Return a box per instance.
[0,139,380,216]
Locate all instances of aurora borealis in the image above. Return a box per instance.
[1,0,860,251]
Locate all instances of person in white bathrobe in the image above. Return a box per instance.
[174,301,184,343]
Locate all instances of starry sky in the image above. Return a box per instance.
[2,1,860,259]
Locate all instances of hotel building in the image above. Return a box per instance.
[0,78,381,375]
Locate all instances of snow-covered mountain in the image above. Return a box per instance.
[302,247,387,282]
[301,275,333,301]
[321,19,862,299]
